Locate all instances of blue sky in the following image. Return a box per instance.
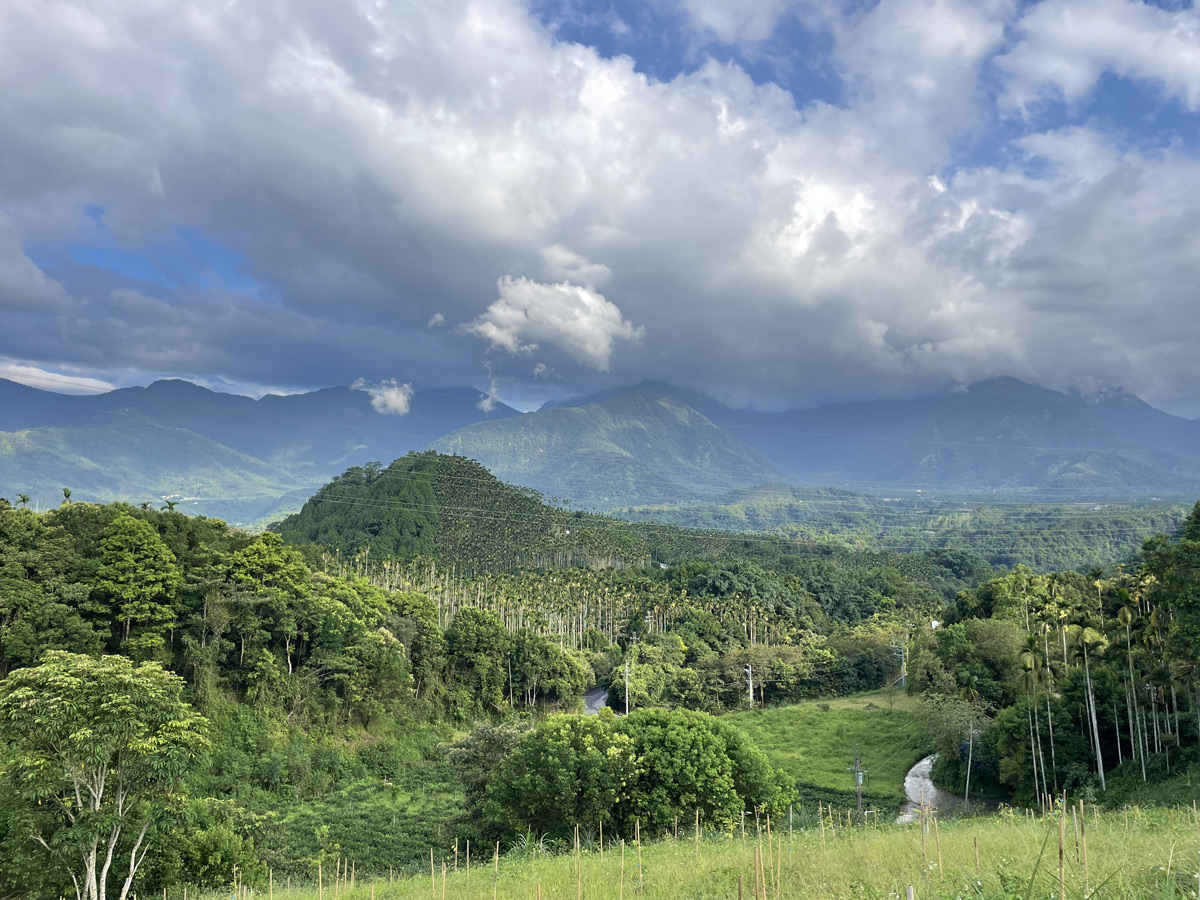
[3,0,1200,415]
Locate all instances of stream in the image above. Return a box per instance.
[896,755,968,822]
[583,685,609,715]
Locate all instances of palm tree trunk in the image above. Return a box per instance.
[1084,645,1106,790]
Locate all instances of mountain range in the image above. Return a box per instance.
[2,375,1198,523]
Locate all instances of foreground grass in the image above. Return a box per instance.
[228,806,1200,900]
[725,689,925,808]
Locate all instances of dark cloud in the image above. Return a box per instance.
[1,0,1199,413]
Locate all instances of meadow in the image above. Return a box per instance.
[215,805,1200,900]
[725,689,925,810]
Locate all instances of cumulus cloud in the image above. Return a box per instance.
[352,378,415,416]
[463,277,644,372]
[998,0,1200,112]
[2,0,1200,412]
[539,245,612,286]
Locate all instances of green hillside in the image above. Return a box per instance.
[431,390,781,508]
[725,691,924,811]
[274,452,654,571]
[0,411,310,525]
[617,484,1187,571]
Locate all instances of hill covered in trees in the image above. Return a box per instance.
[4,461,1200,900]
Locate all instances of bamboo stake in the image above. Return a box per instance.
[494,841,500,900]
[455,839,459,873]
[819,803,826,851]
[441,861,446,900]
[576,825,582,900]
[619,841,625,900]
[351,861,355,891]
[636,819,643,894]
[1072,806,1080,863]
[776,833,783,900]
[766,816,773,895]
[933,816,943,876]
[370,885,374,900]
[920,805,926,867]
[600,821,604,860]
[737,875,743,900]
[430,851,435,900]
[974,836,980,875]
[269,870,273,900]
[319,862,324,900]
[1079,799,1089,895]
[695,809,700,860]
[1058,804,1066,900]
[467,840,471,879]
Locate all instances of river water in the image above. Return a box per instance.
[583,685,608,715]
[896,754,967,822]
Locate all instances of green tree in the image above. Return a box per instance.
[94,515,181,660]
[0,652,209,900]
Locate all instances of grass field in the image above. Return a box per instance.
[224,806,1200,900]
[724,690,926,810]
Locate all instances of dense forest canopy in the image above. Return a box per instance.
[2,455,1199,900]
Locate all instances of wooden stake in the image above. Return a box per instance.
[695,809,700,860]
[494,841,500,900]
[455,839,459,873]
[619,840,625,900]
[319,862,324,900]
[576,825,582,900]
[441,861,446,900]
[351,861,355,891]
[600,821,604,860]
[974,836,980,875]
[737,875,743,900]
[819,803,826,851]
[430,850,435,900]
[269,870,273,900]
[906,886,915,900]
[467,840,471,879]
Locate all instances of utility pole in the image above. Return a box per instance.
[625,658,630,715]
[746,664,753,709]
[849,745,865,820]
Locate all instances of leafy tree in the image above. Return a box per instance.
[0,652,209,900]
[94,515,181,660]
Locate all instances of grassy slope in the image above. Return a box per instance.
[724,691,926,811]
[229,807,1196,900]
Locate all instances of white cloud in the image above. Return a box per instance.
[463,277,644,372]
[998,0,1200,112]
[0,359,113,394]
[3,0,1200,411]
[540,245,612,286]
[352,378,414,415]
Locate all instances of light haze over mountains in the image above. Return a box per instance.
[3,375,1198,523]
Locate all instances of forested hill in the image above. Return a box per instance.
[274,452,655,571]
[430,388,781,507]
[617,484,1188,572]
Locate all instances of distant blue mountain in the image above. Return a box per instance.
[0,378,519,523]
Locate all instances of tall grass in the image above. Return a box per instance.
[201,806,1200,900]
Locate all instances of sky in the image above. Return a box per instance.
[2,0,1200,415]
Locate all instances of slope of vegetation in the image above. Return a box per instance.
[619,484,1188,572]
[177,807,1200,900]
[430,390,781,507]
[5,457,1200,900]
[726,691,924,810]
